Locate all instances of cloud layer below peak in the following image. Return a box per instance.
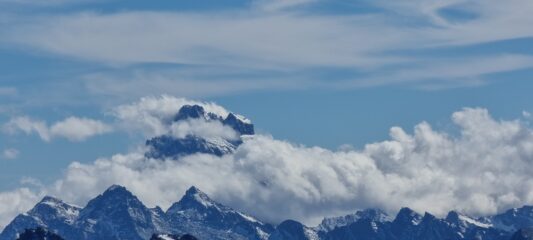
[1,96,532,229]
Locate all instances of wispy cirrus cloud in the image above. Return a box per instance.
[1,0,532,98]
[0,87,17,97]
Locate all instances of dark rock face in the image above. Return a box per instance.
[16,228,64,240]
[324,218,395,240]
[146,105,254,159]
[223,113,254,135]
[511,227,533,240]
[268,220,314,240]
[150,233,198,240]
[492,206,533,233]
[174,105,215,122]
[146,135,240,158]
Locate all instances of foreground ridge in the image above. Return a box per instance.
[1,185,533,240]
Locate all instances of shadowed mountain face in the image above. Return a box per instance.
[2,184,533,240]
[145,104,254,159]
[511,227,533,240]
[75,185,163,240]
[150,233,198,240]
[16,228,64,240]
[166,186,274,240]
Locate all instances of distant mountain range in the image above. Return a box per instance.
[3,104,533,240]
[1,184,533,240]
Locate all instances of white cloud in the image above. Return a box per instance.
[82,69,307,100]
[41,105,533,226]
[3,116,112,142]
[2,148,19,160]
[3,117,50,141]
[1,97,533,230]
[3,11,405,69]
[111,95,231,137]
[0,188,42,229]
[254,0,317,12]
[0,87,17,97]
[170,119,239,140]
[49,117,112,142]
[1,100,532,230]
[339,54,533,89]
[1,0,531,95]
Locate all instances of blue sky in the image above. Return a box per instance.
[0,0,533,203]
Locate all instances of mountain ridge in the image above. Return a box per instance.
[2,184,533,240]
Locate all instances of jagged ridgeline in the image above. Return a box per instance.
[2,184,533,240]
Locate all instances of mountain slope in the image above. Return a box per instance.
[0,196,80,240]
[75,185,164,240]
[166,186,274,240]
[511,227,533,240]
[16,228,64,240]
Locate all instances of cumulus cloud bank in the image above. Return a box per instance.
[1,96,532,229]
[3,116,112,142]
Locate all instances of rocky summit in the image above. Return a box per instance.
[145,104,254,159]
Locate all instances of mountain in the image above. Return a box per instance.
[491,206,533,233]
[317,209,392,232]
[0,185,271,240]
[15,228,64,240]
[145,105,254,159]
[166,186,274,240]
[2,184,533,240]
[75,185,165,240]
[269,220,319,240]
[511,227,533,240]
[150,233,198,240]
[317,208,511,240]
[0,196,80,240]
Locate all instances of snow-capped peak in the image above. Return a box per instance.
[446,211,491,229]
[318,209,392,232]
[231,113,252,124]
[104,184,128,193]
[37,196,63,207]
[29,196,80,220]
[94,184,138,201]
[174,186,219,210]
